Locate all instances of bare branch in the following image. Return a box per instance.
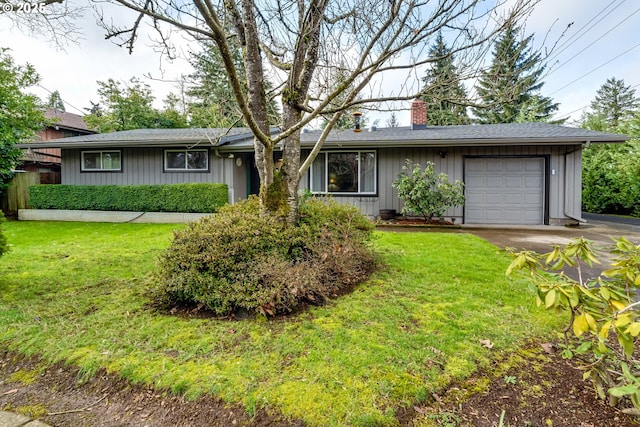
[0,0,86,47]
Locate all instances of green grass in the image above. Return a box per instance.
[0,221,561,426]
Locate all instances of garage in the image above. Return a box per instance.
[464,157,545,225]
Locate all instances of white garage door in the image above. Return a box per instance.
[464,157,544,225]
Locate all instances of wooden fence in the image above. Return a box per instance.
[1,171,40,217]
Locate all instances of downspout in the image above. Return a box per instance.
[563,144,588,223]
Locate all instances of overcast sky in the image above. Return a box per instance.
[1,0,638,127]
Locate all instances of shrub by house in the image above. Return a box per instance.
[149,196,376,316]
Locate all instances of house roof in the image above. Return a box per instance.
[311,122,629,145]
[18,127,260,149]
[20,148,61,164]
[17,122,629,151]
[221,122,629,151]
[42,109,95,134]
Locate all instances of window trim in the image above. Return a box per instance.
[80,150,122,172]
[163,149,210,172]
[310,150,377,195]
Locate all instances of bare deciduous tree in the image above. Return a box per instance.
[8,0,543,221]
[0,0,85,45]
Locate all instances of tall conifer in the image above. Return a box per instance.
[421,33,469,126]
[582,77,638,130]
[473,23,558,124]
[186,42,280,128]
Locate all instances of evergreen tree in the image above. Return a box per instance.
[46,90,65,111]
[581,78,638,129]
[473,23,558,124]
[386,112,400,128]
[320,66,368,130]
[186,41,280,128]
[421,33,469,126]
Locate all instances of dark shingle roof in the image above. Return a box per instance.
[18,122,629,151]
[18,127,257,149]
[43,109,95,133]
[299,122,629,146]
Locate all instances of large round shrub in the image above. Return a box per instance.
[149,197,375,316]
[0,212,8,259]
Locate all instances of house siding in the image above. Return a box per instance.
[61,147,236,203]
[60,143,584,224]
[302,144,582,224]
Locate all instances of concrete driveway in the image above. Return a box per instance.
[462,214,640,281]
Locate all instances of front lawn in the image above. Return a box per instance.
[0,221,560,426]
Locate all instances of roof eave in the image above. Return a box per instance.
[48,125,97,134]
[17,139,230,149]
[17,133,629,150]
[296,136,630,149]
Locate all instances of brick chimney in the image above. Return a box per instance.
[411,99,427,130]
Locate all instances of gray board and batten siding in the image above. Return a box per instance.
[298,144,581,225]
[38,128,264,204]
[18,123,627,225]
[294,122,615,225]
[62,147,240,202]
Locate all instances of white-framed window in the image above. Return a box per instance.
[164,149,209,171]
[81,150,122,171]
[310,151,376,194]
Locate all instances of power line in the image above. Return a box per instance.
[546,5,640,77]
[36,83,88,115]
[549,41,640,97]
[547,0,625,63]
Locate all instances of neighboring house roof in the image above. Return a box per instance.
[42,109,95,134]
[20,149,57,164]
[20,110,96,164]
[20,148,61,164]
[17,122,629,151]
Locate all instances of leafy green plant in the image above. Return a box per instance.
[507,237,640,409]
[0,48,45,192]
[582,142,640,216]
[149,196,375,316]
[503,375,517,385]
[392,160,464,221]
[428,412,460,427]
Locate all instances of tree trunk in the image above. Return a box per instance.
[280,102,303,223]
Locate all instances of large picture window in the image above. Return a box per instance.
[164,149,209,171]
[81,150,121,171]
[310,151,376,194]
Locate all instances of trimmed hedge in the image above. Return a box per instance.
[28,183,228,213]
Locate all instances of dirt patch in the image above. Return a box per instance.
[407,343,640,427]
[0,351,303,427]
[1,345,639,426]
